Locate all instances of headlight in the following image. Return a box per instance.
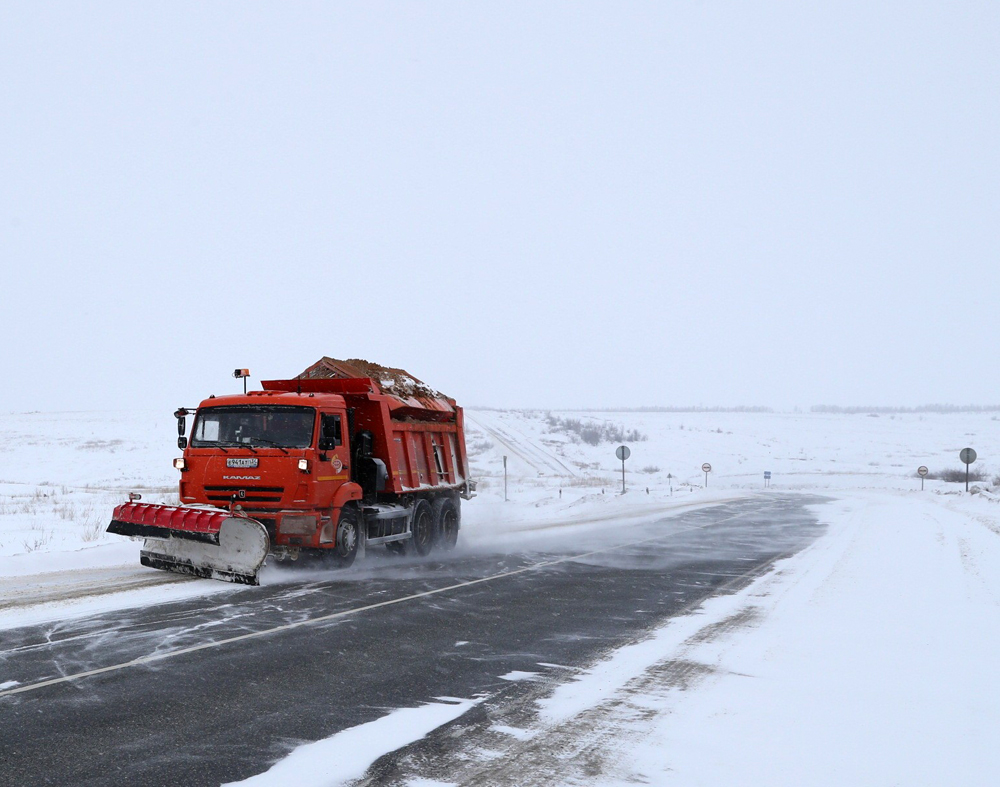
[297,459,310,472]
[280,514,318,535]
[173,458,187,470]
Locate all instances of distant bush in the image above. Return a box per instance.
[545,414,646,446]
[925,467,989,482]
[569,406,773,413]
[814,404,1000,414]
[640,465,661,474]
[563,474,616,487]
[467,437,494,455]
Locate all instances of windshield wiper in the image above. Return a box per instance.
[249,437,291,455]
[211,441,254,453]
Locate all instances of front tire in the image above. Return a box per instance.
[332,508,360,567]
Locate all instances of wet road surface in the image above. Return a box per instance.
[0,494,826,786]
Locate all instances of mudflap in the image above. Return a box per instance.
[139,517,270,586]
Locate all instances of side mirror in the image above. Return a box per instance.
[177,436,188,450]
[319,414,343,451]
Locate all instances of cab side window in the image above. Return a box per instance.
[319,414,342,449]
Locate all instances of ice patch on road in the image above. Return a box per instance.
[499,670,538,682]
[491,724,537,741]
[224,697,481,787]
[0,680,19,690]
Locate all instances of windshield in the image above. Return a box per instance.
[191,406,316,449]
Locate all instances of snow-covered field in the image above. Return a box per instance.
[3,407,1000,784]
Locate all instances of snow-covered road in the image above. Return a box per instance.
[357,489,1000,787]
[0,495,824,787]
[595,491,1000,787]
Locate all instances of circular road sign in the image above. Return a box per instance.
[702,463,712,473]
[616,445,631,461]
[917,465,929,477]
[960,448,977,465]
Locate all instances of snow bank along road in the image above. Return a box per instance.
[0,496,824,786]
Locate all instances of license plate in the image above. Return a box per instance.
[226,458,259,468]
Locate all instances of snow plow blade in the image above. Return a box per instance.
[107,502,269,586]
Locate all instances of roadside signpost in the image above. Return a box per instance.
[503,455,508,502]
[917,465,928,491]
[616,445,631,493]
[667,472,673,496]
[702,462,712,488]
[764,470,772,488]
[960,448,977,492]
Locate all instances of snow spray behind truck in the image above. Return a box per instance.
[107,358,475,585]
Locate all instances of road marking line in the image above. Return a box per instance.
[0,509,761,700]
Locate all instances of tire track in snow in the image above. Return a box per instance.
[468,413,578,477]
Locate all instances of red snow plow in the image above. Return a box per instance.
[107,358,474,585]
[107,502,269,585]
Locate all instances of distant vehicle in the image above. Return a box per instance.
[107,358,475,585]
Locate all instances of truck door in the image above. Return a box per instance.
[316,412,349,504]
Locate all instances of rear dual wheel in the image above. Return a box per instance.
[409,499,435,557]
[384,497,460,557]
[433,497,459,550]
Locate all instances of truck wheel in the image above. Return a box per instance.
[333,508,360,567]
[409,499,434,557]
[433,497,460,550]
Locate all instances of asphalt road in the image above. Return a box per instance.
[0,495,825,787]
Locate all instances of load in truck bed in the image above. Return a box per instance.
[297,357,449,404]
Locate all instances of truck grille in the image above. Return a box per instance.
[203,485,285,504]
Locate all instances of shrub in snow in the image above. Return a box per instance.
[545,414,646,446]
[467,437,494,455]
[926,467,989,483]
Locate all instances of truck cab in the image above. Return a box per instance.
[179,391,362,554]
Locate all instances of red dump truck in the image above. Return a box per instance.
[107,358,474,585]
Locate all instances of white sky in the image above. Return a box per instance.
[2,2,998,412]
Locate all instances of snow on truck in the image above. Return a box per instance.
[107,358,475,585]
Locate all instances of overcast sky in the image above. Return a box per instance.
[2,2,998,413]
